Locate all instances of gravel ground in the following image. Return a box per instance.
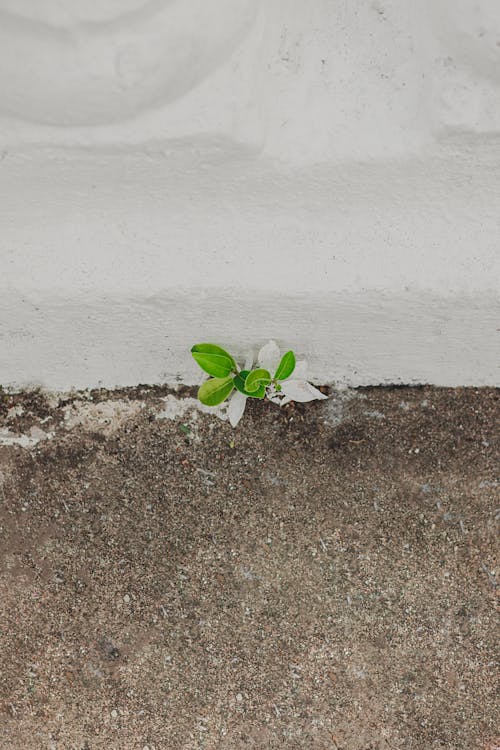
[0,385,498,750]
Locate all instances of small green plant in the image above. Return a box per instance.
[191,340,327,427]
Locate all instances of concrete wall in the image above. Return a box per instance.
[1,0,499,389]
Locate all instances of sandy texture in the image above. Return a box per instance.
[0,385,498,749]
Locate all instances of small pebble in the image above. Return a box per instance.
[123,594,130,603]
[236,692,243,702]
[111,709,118,718]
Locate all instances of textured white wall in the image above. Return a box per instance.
[3,1,500,156]
[0,1,499,388]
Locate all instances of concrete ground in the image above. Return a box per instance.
[0,385,498,750]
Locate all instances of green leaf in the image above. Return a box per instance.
[244,368,271,393]
[198,376,234,406]
[233,370,251,395]
[274,350,296,381]
[233,372,266,399]
[234,370,265,398]
[191,343,236,378]
[248,385,266,399]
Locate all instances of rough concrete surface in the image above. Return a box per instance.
[0,385,498,750]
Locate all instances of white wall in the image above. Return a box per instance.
[0,1,499,389]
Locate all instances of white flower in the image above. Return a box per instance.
[279,378,327,406]
[257,340,281,373]
[228,390,247,428]
[226,341,327,427]
[227,349,254,427]
[259,340,328,407]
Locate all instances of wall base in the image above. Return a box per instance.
[1,138,499,390]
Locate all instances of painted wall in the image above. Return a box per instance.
[0,0,499,388]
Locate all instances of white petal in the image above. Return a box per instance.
[279,379,328,405]
[243,350,254,371]
[228,391,247,427]
[257,340,281,373]
[293,360,308,379]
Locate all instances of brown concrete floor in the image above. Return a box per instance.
[0,385,498,750]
